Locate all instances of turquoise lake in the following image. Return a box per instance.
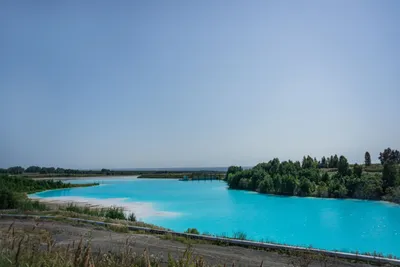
[31,178,400,256]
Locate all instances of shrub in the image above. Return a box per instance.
[184,228,200,235]
[105,206,126,220]
[383,186,400,204]
[64,204,127,220]
[0,189,18,209]
[17,199,47,211]
[127,212,137,222]
[232,231,247,240]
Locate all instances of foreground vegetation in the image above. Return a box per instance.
[226,148,400,203]
[0,223,213,267]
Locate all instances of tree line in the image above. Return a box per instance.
[225,148,400,203]
[0,166,108,175]
[0,175,97,209]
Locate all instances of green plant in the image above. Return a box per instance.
[127,212,137,222]
[64,204,127,220]
[184,228,200,235]
[0,189,18,209]
[104,206,126,220]
[232,231,247,240]
[17,199,47,211]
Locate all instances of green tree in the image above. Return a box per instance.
[225,166,242,180]
[337,156,349,176]
[26,166,41,173]
[383,186,400,204]
[0,189,18,209]
[269,158,280,174]
[320,157,327,168]
[227,173,241,189]
[329,182,348,198]
[379,148,400,165]
[7,166,25,174]
[281,175,298,195]
[302,156,314,169]
[250,169,265,190]
[364,152,371,166]
[352,174,382,200]
[258,174,274,193]
[353,164,363,178]
[332,155,339,168]
[316,182,329,197]
[298,178,314,196]
[238,178,250,189]
[273,174,283,193]
[382,163,399,192]
[321,172,330,183]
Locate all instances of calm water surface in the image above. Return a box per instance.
[31,178,400,256]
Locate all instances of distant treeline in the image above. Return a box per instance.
[0,166,225,179]
[226,148,400,203]
[0,166,139,176]
[138,171,225,179]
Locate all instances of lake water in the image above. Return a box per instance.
[30,178,400,256]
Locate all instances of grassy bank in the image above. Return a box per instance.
[0,175,97,210]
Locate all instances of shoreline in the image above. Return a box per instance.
[29,194,180,220]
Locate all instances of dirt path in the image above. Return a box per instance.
[0,218,380,267]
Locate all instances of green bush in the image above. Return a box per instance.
[17,199,47,211]
[184,228,200,235]
[127,212,137,222]
[232,231,247,240]
[65,204,127,220]
[0,174,97,194]
[383,187,400,204]
[105,206,126,220]
[0,189,18,209]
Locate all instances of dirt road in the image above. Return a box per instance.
[0,218,382,267]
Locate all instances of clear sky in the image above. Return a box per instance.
[1,0,399,169]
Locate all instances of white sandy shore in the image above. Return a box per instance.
[29,195,180,220]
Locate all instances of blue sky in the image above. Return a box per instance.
[1,0,399,169]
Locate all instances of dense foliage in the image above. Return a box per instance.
[226,148,400,203]
[65,204,136,221]
[379,148,400,165]
[0,175,97,210]
[0,189,18,209]
[0,175,95,194]
[364,151,371,166]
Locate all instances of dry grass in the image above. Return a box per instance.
[0,222,219,267]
